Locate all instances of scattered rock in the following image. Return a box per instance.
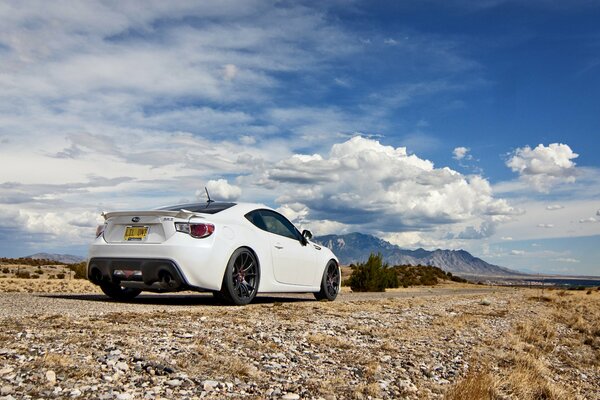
[165,379,181,387]
[202,380,219,391]
[114,362,129,371]
[45,370,56,383]
[0,386,14,396]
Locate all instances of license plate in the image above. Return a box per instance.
[124,226,148,241]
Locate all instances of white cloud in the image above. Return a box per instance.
[511,250,525,255]
[200,179,242,201]
[247,136,516,238]
[452,146,470,160]
[555,258,580,263]
[506,143,578,192]
[222,64,239,81]
[546,204,564,210]
[579,217,597,223]
[537,223,554,228]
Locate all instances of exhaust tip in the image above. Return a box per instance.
[90,267,103,284]
[158,270,176,288]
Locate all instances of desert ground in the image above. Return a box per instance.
[0,277,598,400]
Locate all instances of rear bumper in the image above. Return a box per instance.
[88,257,196,292]
[87,236,233,291]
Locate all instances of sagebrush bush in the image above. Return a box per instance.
[67,262,87,279]
[348,253,398,292]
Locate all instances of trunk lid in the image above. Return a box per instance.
[102,210,205,244]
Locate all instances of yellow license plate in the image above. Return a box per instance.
[124,226,148,241]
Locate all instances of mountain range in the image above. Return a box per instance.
[315,232,523,277]
[26,253,85,264]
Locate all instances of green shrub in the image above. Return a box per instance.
[16,271,31,279]
[348,253,398,292]
[67,262,87,279]
[1,267,9,274]
[35,268,44,274]
[56,273,65,279]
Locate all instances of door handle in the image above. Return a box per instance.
[274,244,284,249]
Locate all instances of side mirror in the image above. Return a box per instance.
[300,229,312,245]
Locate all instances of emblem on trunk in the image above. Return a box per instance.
[131,217,140,222]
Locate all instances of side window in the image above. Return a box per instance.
[259,210,300,241]
[245,211,267,231]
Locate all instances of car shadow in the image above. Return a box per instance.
[38,293,315,306]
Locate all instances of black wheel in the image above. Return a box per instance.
[100,283,142,300]
[220,248,260,305]
[314,260,340,301]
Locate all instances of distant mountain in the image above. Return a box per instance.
[315,232,522,277]
[26,253,85,264]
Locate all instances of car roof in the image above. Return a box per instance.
[157,202,272,216]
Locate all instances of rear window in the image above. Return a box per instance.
[158,202,236,214]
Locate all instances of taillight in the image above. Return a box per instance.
[96,224,106,238]
[175,223,215,238]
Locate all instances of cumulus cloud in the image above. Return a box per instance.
[546,204,564,210]
[537,223,554,228]
[506,143,578,192]
[510,250,525,255]
[247,136,516,236]
[556,258,580,263]
[452,146,470,161]
[199,179,242,201]
[579,217,597,223]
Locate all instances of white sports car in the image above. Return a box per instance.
[87,201,340,305]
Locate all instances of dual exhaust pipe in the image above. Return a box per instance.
[90,267,180,290]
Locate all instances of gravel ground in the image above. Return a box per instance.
[0,287,596,399]
[0,287,501,318]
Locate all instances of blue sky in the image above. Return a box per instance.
[0,1,598,275]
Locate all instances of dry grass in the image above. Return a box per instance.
[445,370,498,400]
[446,289,600,399]
[0,277,100,293]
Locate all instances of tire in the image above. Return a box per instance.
[220,248,260,306]
[100,283,142,300]
[314,260,340,301]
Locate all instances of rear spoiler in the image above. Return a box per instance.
[102,209,205,220]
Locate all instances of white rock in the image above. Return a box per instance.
[281,393,300,400]
[115,362,129,371]
[46,370,56,383]
[166,379,181,387]
[1,386,14,395]
[116,393,133,400]
[70,389,82,397]
[0,368,13,376]
[203,380,219,391]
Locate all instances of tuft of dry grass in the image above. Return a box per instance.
[445,370,498,400]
